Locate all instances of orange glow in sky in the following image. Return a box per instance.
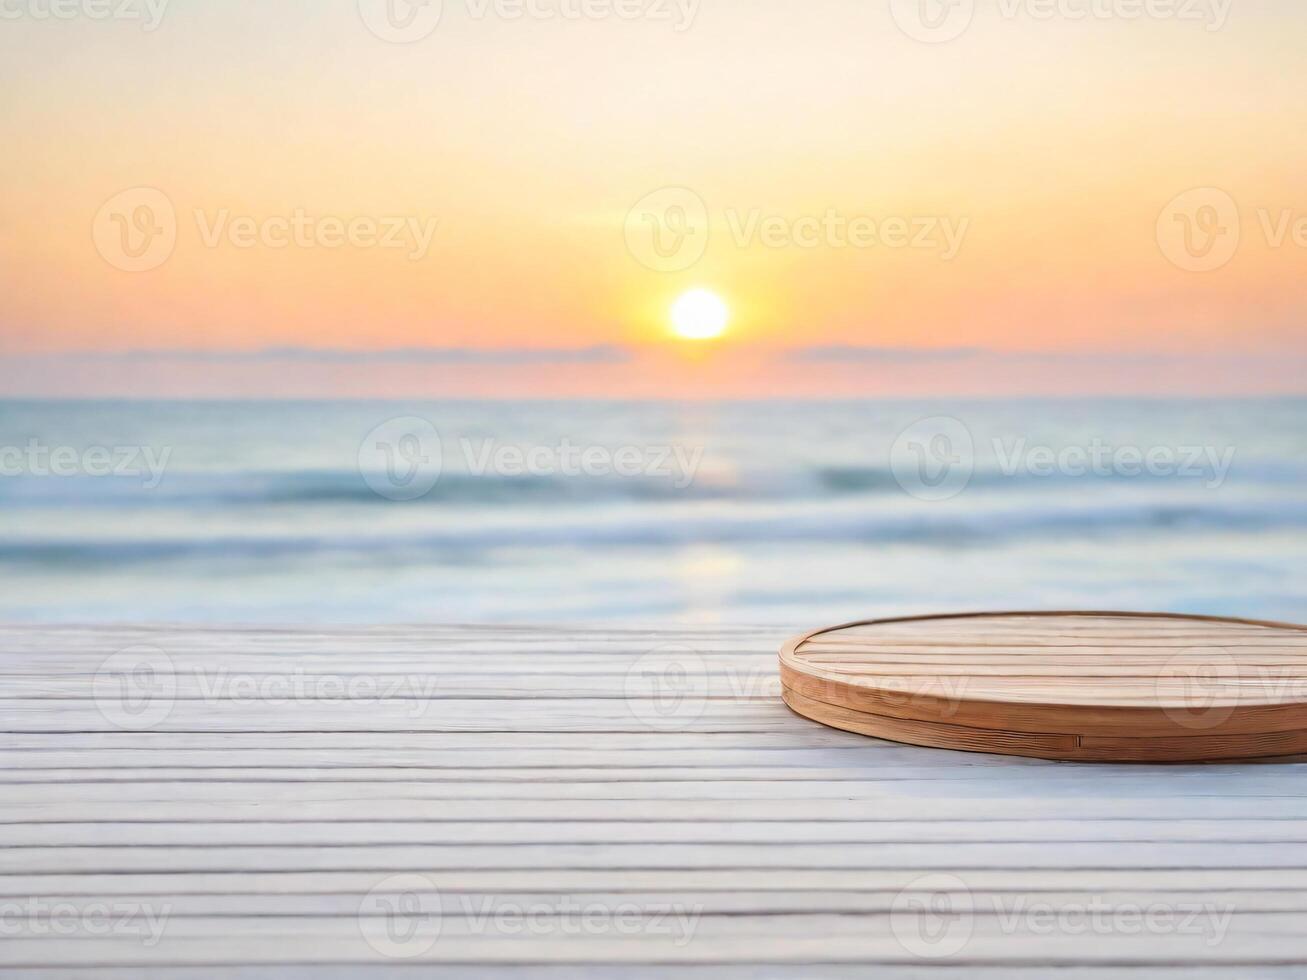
[1,3,1305,396]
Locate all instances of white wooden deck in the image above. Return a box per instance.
[3,624,1307,977]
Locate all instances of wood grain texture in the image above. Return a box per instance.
[781,612,1307,761]
[4,623,1307,976]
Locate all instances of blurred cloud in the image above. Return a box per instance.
[24,345,634,365]
[787,346,984,363]
[782,346,1255,367]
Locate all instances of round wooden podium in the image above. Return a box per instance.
[780,611,1307,762]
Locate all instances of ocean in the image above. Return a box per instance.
[1,398,1304,625]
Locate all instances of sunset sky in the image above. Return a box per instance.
[2,0,1305,397]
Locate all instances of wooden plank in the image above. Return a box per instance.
[6,623,1307,974]
[4,841,1307,874]
[783,685,1307,762]
[0,731,887,750]
[4,867,1306,897]
[0,746,1043,768]
[0,887,1303,913]
[0,889,1304,939]
[0,699,787,734]
[8,797,1307,824]
[2,676,784,699]
[1,765,1118,784]
[4,925,1307,968]
[9,777,1307,804]
[9,818,1307,847]
[8,760,1123,784]
[11,972,1307,980]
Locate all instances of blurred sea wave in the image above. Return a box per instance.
[1,398,1304,624]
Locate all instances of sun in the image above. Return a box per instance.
[670,288,730,341]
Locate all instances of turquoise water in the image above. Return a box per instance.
[1,399,1304,624]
